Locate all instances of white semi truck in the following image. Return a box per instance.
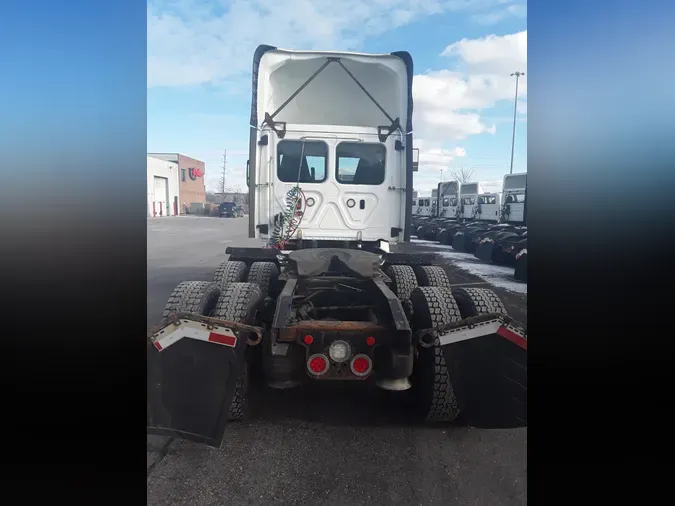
[147,47,527,447]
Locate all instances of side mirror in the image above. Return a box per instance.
[246,160,250,187]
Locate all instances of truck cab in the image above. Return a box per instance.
[411,190,419,214]
[501,173,527,224]
[248,48,413,249]
[459,182,484,220]
[475,193,501,222]
[436,181,460,218]
[415,196,436,216]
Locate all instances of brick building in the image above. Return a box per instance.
[148,153,206,214]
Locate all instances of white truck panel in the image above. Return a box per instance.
[253,49,411,244]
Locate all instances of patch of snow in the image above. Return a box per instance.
[433,251,527,294]
[410,239,527,294]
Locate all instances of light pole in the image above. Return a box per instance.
[509,71,524,174]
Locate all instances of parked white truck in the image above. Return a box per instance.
[147,47,527,447]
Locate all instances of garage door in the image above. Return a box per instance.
[154,176,168,216]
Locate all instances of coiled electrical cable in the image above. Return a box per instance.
[267,141,307,249]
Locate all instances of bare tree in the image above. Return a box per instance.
[448,165,475,184]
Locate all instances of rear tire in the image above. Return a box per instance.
[247,262,279,299]
[162,281,221,319]
[228,361,249,421]
[213,260,248,288]
[449,287,525,428]
[451,287,507,317]
[212,282,263,421]
[409,286,462,423]
[414,265,451,289]
[385,264,418,301]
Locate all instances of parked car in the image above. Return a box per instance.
[219,202,244,218]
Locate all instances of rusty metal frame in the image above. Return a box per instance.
[272,278,297,329]
[373,278,410,331]
[148,312,265,346]
[288,320,387,332]
[414,313,526,349]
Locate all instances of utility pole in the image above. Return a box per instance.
[220,149,227,194]
[509,71,524,175]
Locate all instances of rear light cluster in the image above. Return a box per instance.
[303,335,376,378]
[328,340,350,363]
[307,354,329,376]
[350,355,372,376]
[306,353,372,377]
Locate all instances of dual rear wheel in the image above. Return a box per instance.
[161,280,262,421]
[161,261,508,425]
[386,264,507,423]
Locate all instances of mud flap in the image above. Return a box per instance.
[514,249,527,282]
[493,245,513,266]
[451,232,467,252]
[474,240,495,263]
[147,321,248,447]
[438,319,527,428]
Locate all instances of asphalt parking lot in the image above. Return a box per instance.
[147,216,527,506]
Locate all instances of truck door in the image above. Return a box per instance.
[154,176,168,217]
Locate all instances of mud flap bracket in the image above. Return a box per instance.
[149,313,265,348]
[416,313,527,428]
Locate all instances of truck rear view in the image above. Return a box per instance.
[147,47,527,449]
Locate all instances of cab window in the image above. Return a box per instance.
[277,140,328,183]
[336,142,386,185]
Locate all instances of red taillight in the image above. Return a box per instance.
[303,335,314,345]
[350,354,372,377]
[366,336,376,346]
[307,354,329,376]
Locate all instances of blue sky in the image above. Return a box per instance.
[147,0,527,194]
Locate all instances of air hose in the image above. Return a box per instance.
[267,141,307,249]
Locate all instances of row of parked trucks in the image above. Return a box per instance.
[411,173,527,283]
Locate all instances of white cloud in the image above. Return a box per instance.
[149,0,442,88]
[470,2,526,26]
[441,30,527,75]
[148,1,525,88]
[411,29,526,178]
[148,1,527,190]
[517,98,527,116]
[418,146,467,167]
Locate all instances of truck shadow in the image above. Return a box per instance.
[247,377,524,430]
